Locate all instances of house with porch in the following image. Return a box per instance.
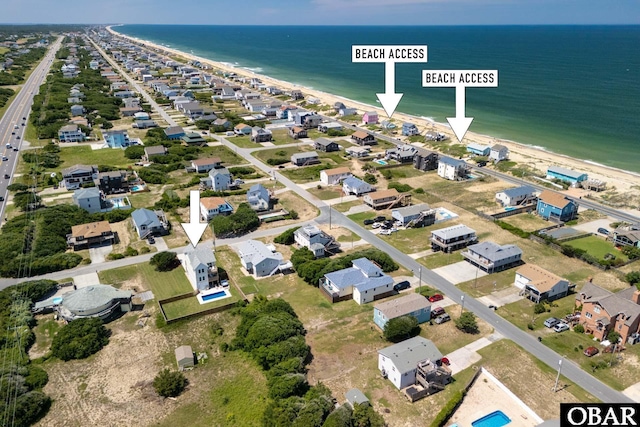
[462,241,523,273]
[466,143,491,157]
[58,124,86,143]
[143,145,167,162]
[182,248,220,292]
[536,190,578,222]
[363,189,407,210]
[181,132,206,146]
[351,130,376,146]
[386,145,417,163]
[373,293,431,330]
[391,204,436,228]
[346,145,371,158]
[62,164,99,190]
[343,176,375,196]
[575,281,640,344]
[320,258,394,305]
[67,221,116,250]
[495,186,537,207]
[131,208,170,239]
[191,157,222,173]
[200,167,232,191]
[164,126,185,140]
[515,264,570,303]
[72,187,104,214]
[234,123,252,135]
[294,225,340,258]
[320,167,351,186]
[247,184,271,211]
[237,239,285,277]
[612,229,640,248]
[314,138,340,152]
[402,122,420,136]
[546,166,588,187]
[291,151,320,166]
[94,170,128,194]
[104,130,131,148]
[200,197,233,221]
[489,144,509,162]
[213,118,232,129]
[251,126,273,142]
[430,224,477,253]
[437,157,469,181]
[339,107,357,117]
[413,147,438,171]
[318,122,343,133]
[289,126,307,139]
[363,111,379,124]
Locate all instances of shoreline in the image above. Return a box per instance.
[107,25,640,201]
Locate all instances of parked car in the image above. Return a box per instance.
[583,346,599,357]
[434,313,451,324]
[393,281,411,291]
[488,304,497,310]
[2,157,7,161]
[363,219,375,226]
[374,216,386,222]
[379,229,392,235]
[372,222,382,229]
[544,317,561,328]
[3,174,9,179]
[431,307,445,319]
[147,236,156,244]
[429,294,444,303]
[0,196,4,202]
[597,227,610,235]
[553,322,570,333]
[220,280,229,288]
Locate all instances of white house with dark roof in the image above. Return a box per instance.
[495,186,537,207]
[182,247,220,291]
[58,124,86,143]
[342,176,375,196]
[62,164,99,190]
[237,240,285,277]
[391,204,436,227]
[294,225,340,258]
[462,241,523,273]
[320,258,394,305]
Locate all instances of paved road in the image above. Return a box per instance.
[0,37,63,228]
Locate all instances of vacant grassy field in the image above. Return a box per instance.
[418,251,465,269]
[307,185,344,200]
[565,235,628,262]
[333,199,364,213]
[457,268,519,298]
[201,144,245,165]
[99,262,193,300]
[227,135,256,148]
[501,212,551,232]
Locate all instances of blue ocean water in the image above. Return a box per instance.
[117,25,640,172]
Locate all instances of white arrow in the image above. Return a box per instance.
[446,85,474,142]
[181,190,208,248]
[376,61,403,118]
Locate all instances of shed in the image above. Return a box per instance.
[345,388,370,408]
[175,345,194,371]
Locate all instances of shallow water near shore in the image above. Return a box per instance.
[118,25,640,172]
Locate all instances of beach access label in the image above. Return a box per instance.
[422,69,499,142]
[352,45,428,118]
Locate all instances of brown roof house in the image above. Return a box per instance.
[191,157,222,173]
[351,130,376,146]
[363,189,401,210]
[67,221,116,250]
[575,281,640,344]
[515,264,570,303]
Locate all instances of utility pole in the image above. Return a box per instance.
[460,295,465,315]
[329,203,332,229]
[418,265,422,294]
[553,357,563,392]
[474,265,479,289]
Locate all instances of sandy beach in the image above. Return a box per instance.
[108,26,640,202]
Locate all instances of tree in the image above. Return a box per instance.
[50,318,110,361]
[153,369,187,397]
[626,271,640,286]
[352,403,385,427]
[275,227,300,245]
[268,373,309,399]
[383,316,420,342]
[455,312,479,334]
[322,405,353,427]
[607,331,621,343]
[150,251,179,272]
[533,302,547,314]
[13,191,42,211]
[124,145,145,159]
[7,183,29,192]
[363,173,377,185]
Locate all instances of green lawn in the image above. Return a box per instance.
[161,286,240,320]
[565,235,628,262]
[53,146,131,172]
[418,251,464,269]
[227,135,256,148]
[498,293,577,331]
[201,145,245,165]
[501,213,551,232]
[253,146,306,164]
[347,211,377,224]
[307,186,344,200]
[457,269,518,298]
[333,199,364,213]
[98,263,193,300]
[380,227,433,254]
[279,163,332,183]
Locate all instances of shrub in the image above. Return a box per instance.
[388,182,412,192]
[139,246,151,254]
[150,251,179,271]
[574,324,585,333]
[274,227,300,245]
[495,220,530,238]
[153,369,188,397]
[268,373,308,399]
[533,303,547,314]
[124,246,139,257]
[51,318,110,361]
[430,390,466,427]
[289,210,299,220]
[363,173,377,184]
[267,158,290,166]
[107,253,125,260]
[384,316,420,342]
[455,312,479,334]
[607,331,621,343]
[414,188,425,194]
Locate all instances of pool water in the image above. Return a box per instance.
[53,297,63,304]
[472,411,511,427]
[201,291,227,302]
[130,185,145,192]
[375,159,388,165]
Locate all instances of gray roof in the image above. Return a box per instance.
[238,239,283,266]
[291,151,319,161]
[186,248,216,268]
[432,224,476,240]
[62,284,132,313]
[439,156,467,167]
[175,345,193,362]
[352,258,382,277]
[315,138,336,147]
[144,145,167,156]
[500,185,536,199]
[164,125,185,136]
[325,258,392,291]
[378,337,443,374]
[467,241,522,262]
[342,176,370,190]
[547,165,587,179]
[345,388,369,407]
[374,293,431,320]
[62,164,98,176]
[576,282,613,302]
[210,167,230,177]
[492,144,508,151]
[131,208,161,229]
[597,293,640,327]
[392,203,431,218]
[73,187,100,200]
[249,183,268,194]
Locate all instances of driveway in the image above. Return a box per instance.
[89,244,113,264]
[433,261,488,285]
[572,218,614,235]
[73,272,101,288]
[477,286,524,308]
[445,332,503,375]
[153,236,169,252]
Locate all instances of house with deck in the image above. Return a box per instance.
[343,176,375,196]
[425,131,447,141]
[320,167,351,186]
[191,157,222,173]
[363,189,402,210]
[181,132,206,146]
[94,170,128,194]
[200,196,233,221]
[437,157,469,181]
[495,186,537,207]
[515,264,570,303]
[72,187,104,214]
[489,144,509,162]
[62,164,99,190]
[430,224,477,252]
[402,122,420,136]
[143,145,167,162]
[466,143,491,156]
[373,293,431,330]
[289,126,307,139]
[351,130,376,146]
[247,184,271,211]
[182,247,220,291]
[104,130,132,148]
[164,126,185,140]
[363,111,379,124]
[131,208,170,239]
[237,239,285,277]
[536,190,578,222]
[386,145,417,163]
[294,225,340,258]
[67,221,116,250]
[346,146,371,158]
[339,107,357,117]
[314,138,340,152]
[413,148,438,171]
[291,151,320,166]
[546,166,588,187]
[320,258,394,305]
[391,204,436,228]
[251,127,273,142]
[234,123,252,135]
[612,229,640,248]
[200,167,232,191]
[318,122,343,133]
[462,241,523,273]
[58,124,86,143]
[70,104,84,116]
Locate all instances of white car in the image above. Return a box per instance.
[379,229,392,235]
[553,322,570,333]
[371,222,382,229]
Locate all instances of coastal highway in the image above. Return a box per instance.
[0,37,62,228]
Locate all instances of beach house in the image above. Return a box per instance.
[391,204,436,228]
[70,104,84,116]
[363,111,379,124]
[294,225,340,258]
[164,126,186,140]
[466,143,491,157]
[199,196,233,221]
[94,171,128,194]
[437,157,469,181]
[363,189,401,210]
[495,186,537,207]
[191,157,222,173]
[251,126,273,142]
[373,293,432,330]
[430,224,477,252]
[58,124,86,143]
[339,107,357,117]
[345,146,371,158]
[425,130,447,141]
[386,145,417,163]
[289,126,307,139]
[318,122,343,133]
[200,167,232,191]
[234,123,252,135]
[182,247,220,292]
[343,176,375,196]
[320,258,394,305]
[237,240,285,277]
[246,184,271,211]
[546,166,588,187]
[181,132,206,146]
[104,130,131,148]
[612,229,640,248]
[291,151,320,166]
[515,264,570,303]
[62,164,99,190]
[131,208,170,239]
[351,130,376,146]
[413,148,439,171]
[462,241,523,273]
[489,144,509,162]
[402,122,420,136]
[314,138,340,152]
[143,145,167,162]
[320,167,351,186]
[536,190,578,222]
[66,221,116,250]
[72,187,103,214]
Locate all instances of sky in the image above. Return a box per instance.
[2,0,640,25]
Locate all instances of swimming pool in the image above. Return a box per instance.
[472,410,511,427]
[375,159,388,165]
[53,297,63,305]
[202,291,227,301]
[504,206,517,211]
[130,185,145,192]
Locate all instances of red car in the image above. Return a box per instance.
[429,294,444,303]
[584,346,599,357]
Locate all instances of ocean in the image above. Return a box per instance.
[117,25,640,173]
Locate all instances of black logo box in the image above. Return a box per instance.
[561,404,640,427]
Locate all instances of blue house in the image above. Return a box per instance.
[536,190,578,222]
[402,122,420,136]
[342,176,374,196]
[320,258,394,305]
[546,166,588,186]
[104,130,131,148]
[373,293,431,330]
[164,126,186,140]
[466,143,491,156]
